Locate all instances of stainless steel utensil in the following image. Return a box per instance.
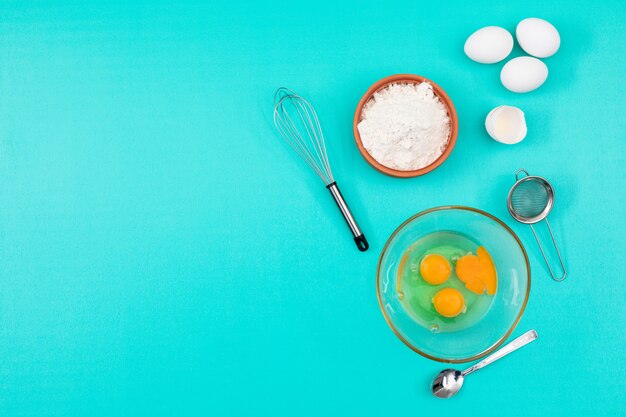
[507,169,566,281]
[273,88,369,252]
[431,330,538,399]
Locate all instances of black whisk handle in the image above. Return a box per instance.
[326,182,369,252]
[354,234,369,252]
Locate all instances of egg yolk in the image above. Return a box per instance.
[455,247,498,295]
[455,254,485,294]
[419,254,451,285]
[433,288,466,318]
[477,247,497,295]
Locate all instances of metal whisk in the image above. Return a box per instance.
[507,169,566,281]
[273,87,369,252]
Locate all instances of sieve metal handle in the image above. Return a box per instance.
[530,218,567,281]
[515,169,529,181]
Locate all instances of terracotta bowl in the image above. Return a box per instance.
[353,74,458,178]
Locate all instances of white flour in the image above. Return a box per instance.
[357,82,451,171]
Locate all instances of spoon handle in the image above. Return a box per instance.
[462,330,538,376]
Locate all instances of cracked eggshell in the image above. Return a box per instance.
[500,57,548,93]
[485,106,527,144]
[464,26,514,64]
[516,18,560,58]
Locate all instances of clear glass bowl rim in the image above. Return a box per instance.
[376,205,531,363]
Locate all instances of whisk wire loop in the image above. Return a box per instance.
[273,88,334,185]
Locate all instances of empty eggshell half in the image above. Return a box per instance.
[516,18,560,58]
[464,26,514,64]
[485,106,527,144]
[501,56,548,93]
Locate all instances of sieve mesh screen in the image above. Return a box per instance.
[510,180,549,219]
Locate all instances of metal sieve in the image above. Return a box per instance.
[507,169,566,281]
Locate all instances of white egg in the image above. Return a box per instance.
[516,18,560,58]
[485,106,527,144]
[500,57,548,93]
[464,26,514,64]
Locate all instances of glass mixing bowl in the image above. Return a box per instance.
[377,206,530,363]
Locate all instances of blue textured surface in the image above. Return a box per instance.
[1,1,624,416]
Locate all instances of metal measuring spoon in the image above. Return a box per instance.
[431,330,538,398]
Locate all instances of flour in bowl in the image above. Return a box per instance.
[357,82,451,171]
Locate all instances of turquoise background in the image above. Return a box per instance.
[1,1,624,416]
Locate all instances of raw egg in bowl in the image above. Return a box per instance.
[377,206,530,363]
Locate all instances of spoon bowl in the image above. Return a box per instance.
[432,369,464,398]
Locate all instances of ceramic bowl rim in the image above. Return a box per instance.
[353,74,459,178]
